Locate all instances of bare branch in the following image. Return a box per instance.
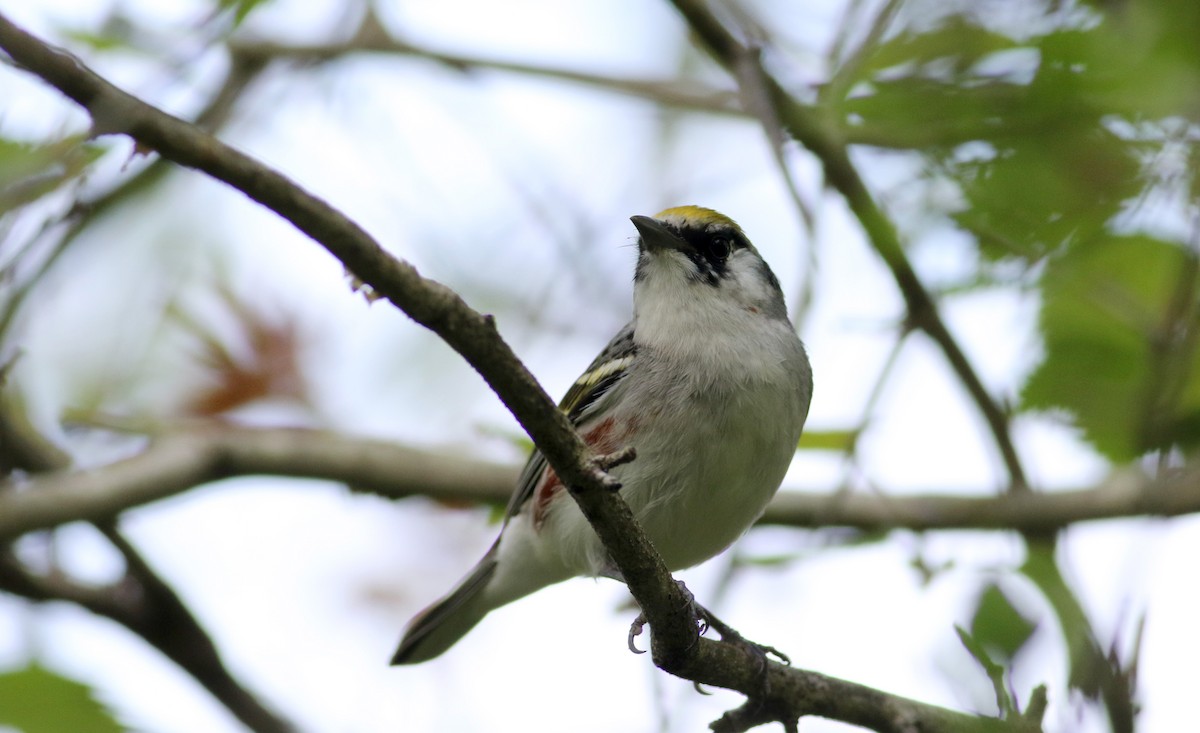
[5,425,1191,543]
[224,8,741,117]
[0,426,513,538]
[764,471,1194,531]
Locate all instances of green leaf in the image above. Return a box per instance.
[1022,236,1200,460]
[970,583,1036,662]
[1020,541,1106,696]
[954,625,1016,718]
[60,30,133,52]
[217,0,273,26]
[796,429,859,452]
[0,664,124,733]
[0,137,104,213]
[951,126,1141,261]
[842,76,1032,150]
[860,17,1019,76]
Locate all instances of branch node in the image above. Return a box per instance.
[709,696,795,733]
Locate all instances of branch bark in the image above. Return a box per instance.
[227,9,743,118]
[1,425,1194,542]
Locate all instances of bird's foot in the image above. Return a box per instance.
[695,605,790,668]
[625,580,788,673]
[626,579,698,654]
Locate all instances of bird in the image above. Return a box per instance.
[391,205,812,665]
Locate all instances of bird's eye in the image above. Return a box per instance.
[710,237,731,262]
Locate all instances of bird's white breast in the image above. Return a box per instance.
[538,314,809,577]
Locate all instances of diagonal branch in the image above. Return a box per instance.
[666,0,1030,493]
[0,405,294,731]
[0,540,296,733]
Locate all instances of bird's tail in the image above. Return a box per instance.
[390,547,499,665]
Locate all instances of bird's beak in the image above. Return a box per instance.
[631,215,689,254]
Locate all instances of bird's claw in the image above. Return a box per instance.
[627,613,648,654]
[698,606,791,668]
[626,580,791,694]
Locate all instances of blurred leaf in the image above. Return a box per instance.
[0,664,123,733]
[475,424,533,456]
[733,552,806,568]
[1022,236,1200,460]
[843,77,1031,150]
[841,5,1198,271]
[797,429,859,452]
[60,29,132,52]
[485,502,508,524]
[954,625,1016,718]
[174,285,310,417]
[1024,541,1139,733]
[1054,3,1200,120]
[970,583,1037,662]
[217,0,272,26]
[861,17,1018,74]
[908,552,955,586]
[0,137,102,213]
[1021,541,1105,698]
[951,126,1141,261]
[838,15,1033,150]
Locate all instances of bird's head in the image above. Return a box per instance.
[630,206,787,323]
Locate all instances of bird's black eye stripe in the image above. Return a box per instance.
[679,226,741,259]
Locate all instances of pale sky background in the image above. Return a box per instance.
[1,1,1197,732]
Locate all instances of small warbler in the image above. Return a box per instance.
[392,206,812,664]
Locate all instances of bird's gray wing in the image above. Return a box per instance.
[499,321,637,524]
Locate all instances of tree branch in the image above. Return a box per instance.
[1,399,293,729]
[228,29,742,118]
[2,425,1194,542]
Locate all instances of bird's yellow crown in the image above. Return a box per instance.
[653,205,742,233]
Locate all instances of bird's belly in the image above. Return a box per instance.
[625,430,790,571]
[539,392,798,576]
